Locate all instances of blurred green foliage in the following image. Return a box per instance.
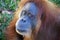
[0,0,20,11]
[0,0,20,40]
[0,13,13,40]
[49,0,60,7]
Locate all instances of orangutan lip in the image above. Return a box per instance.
[17,29,27,33]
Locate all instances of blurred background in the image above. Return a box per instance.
[0,0,60,40]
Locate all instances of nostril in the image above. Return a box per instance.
[22,19,26,22]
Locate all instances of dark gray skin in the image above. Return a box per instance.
[15,2,38,37]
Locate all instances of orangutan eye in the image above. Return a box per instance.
[22,10,27,15]
[28,12,32,17]
[28,12,34,18]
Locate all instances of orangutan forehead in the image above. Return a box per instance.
[22,2,38,16]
